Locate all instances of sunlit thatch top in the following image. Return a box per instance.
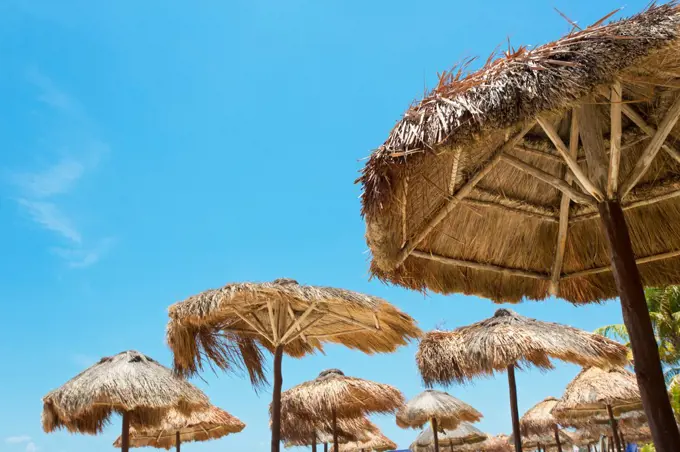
[280,412,375,446]
[42,350,209,434]
[167,278,420,385]
[412,422,487,449]
[112,406,245,449]
[552,366,642,422]
[280,369,404,420]
[416,309,628,385]
[519,397,560,436]
[396,389,482,430]
[360,2,680,304]
[338,428,397,452]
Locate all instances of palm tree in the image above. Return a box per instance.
[596,286,680,383]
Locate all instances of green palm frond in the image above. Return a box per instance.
[595,324,629,342]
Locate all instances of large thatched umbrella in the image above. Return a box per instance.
[41,350,209,452]
[338,427,397,452]
[519,397,564,452]
[280,369,404,452]
[359,3,680,449]
[416,309,627,451]
[552,367,642,452]
[411,422,487,452]
[281,413,375,451]
[112,406,245,451]
[166,278,420,452]
[396,389,482,452]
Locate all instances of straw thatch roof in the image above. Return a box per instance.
[279,369,404,420]
[359,2,680,304]
[396,389,483,430]
[416,309,628,385]
[513,430,572,450]
[167,278,420,384]
[568,429,601,447]
[442,435,514,452]
[519,397,560,436]
[42,351,210,434]
[112,406,245,449]
[338,428,398,452]
[280,413,375,446]
[552,367,642,423]
[412,422,487,449]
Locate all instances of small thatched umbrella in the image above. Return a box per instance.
[412,422,487,452]
[359,3,680,449]
[42,350,209,452]
[112,406,244,451]
[281,413,375,451]
[167,278,420,452]
[416,309,627,452]
[338,427,397,452]
[553,367,642,452]
[454,435,513,452]
[519,397,564,452]
[396,389,482,452]
[514,430,571,452]
[280,369,404,452]
[569,429,601,452]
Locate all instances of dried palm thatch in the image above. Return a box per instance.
[416,309,628,385]
[280,369,404,420]
[552,367,642,422]
[338,428,397,452]
[280,413,375,446]
[413,423,487,449]
[519,397,560,436]
[397,389,483,430]
[513,430,572,450]
[568,429,601,447]
[442,435,514,452]
[112,406,245,449]
[42,351,210,435]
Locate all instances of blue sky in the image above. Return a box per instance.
[0,1,653,451]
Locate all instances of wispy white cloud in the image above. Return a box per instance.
[27,68,80,116]
[52,237,115,268]
[17,199,82,243]
[11,158,85,198]
[71,353,96,368]
[26,442,38,452]
[5,436,31,444]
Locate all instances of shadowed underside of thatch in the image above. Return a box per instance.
[42,351,210,435]
[280,413,375,446]
[515,429,572,449]
[519,397,560,436]
[413,422,487,449]
[360,3,680,304]
[112,406,245,449]
[396,389,482,430]
[338,429,397,452]
[166,278,420,386]
[552,367,642,423]
[416,309,628,385]
[279,369,404,420]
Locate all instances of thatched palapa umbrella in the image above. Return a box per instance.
[112,406,244,451]
[513,430,571,452]
[416,309,627,451]
[280,369,404,452]
[519,397,564,452]
[359,3,680,449]
[338,427,397,452]
[42,350,209,452]
[281,413,375,451]
[167,278,419,452]
[396,389,482,452]
[552,367,642,452]
[411,422,487,452]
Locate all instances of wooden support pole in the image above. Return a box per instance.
[570,188,680,223]
[176,431,180,452]
[393,122,535,269]
[121,412,130,452]
[608,81,623,198]
[620,102,680,165]
[507,364,523,452]
[620,95,680,198]
[563,248,680,279]
[432,417,440,452]
[501,154,596,206]
[311,431,317,452]
[598,200,680,452]
[577,101,609,195]
[537,115,605,201]
[550,110,579,295]
[554,425,563,452]
[271,346,284,452]
[279,302,318,343]
[606,405,622,452]
[411,250,549,280]
[332,408,339,452]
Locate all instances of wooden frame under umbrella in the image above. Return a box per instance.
[166,278,420,452]
[41,351,210,452]
[396,389,482,452]
[112,406,245,451]
[513,430,571,452]
[416,309,627,452]
[358,3,680,450]
[281,412,375,452]
[519,397,565,452]
[552,367,642,452]
[411,422,487,452]
[279,369,403,452]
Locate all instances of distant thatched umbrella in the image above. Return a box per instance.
[553,367,642,452]
[519,397,565,452]
[280,369,404,452]
[412,422,487,451]
[112,406,244,451]
[569,429,601,452]
[396,389,482,452]
[281,413,375,450]
[452,435,513,452]
[167,278,420,452]
[42,351,209,452]
[513,430,571,452]
[416,309,627,452]
[359,3,680,449]
[338,427,397,452]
